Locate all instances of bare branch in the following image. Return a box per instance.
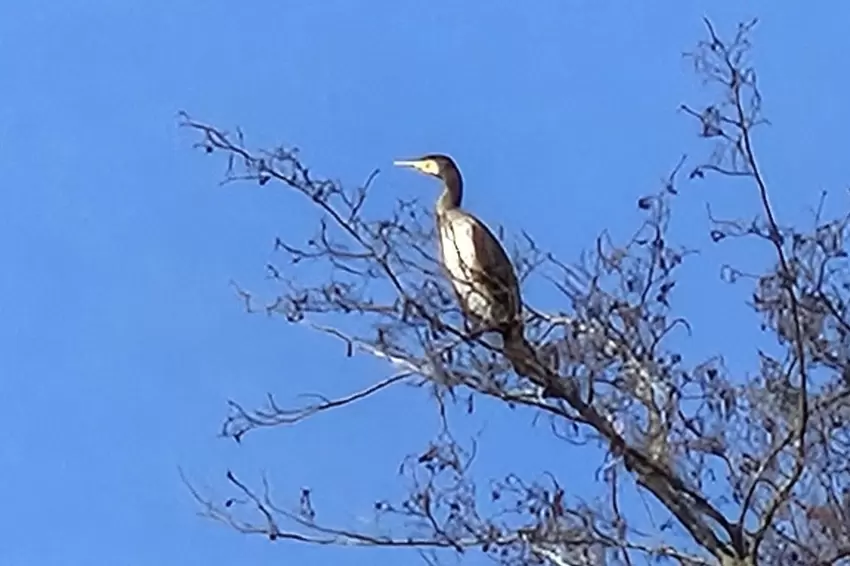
[178,16,850,566]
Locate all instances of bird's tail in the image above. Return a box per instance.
[501,318,556,385]
[500,320,534,374]
[500,320,525,349]
[500,318,572,399]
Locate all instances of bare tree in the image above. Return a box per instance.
[179,18,850,566]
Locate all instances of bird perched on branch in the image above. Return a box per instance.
[394,154,525,347]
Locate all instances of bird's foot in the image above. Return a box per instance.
[463,321,498,343]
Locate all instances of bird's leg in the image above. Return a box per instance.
[462,317,494,344]
[463,322,486,342]
[462,320,507,369]
[462,316,474,335]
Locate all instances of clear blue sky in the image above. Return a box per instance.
[1,1,848,564]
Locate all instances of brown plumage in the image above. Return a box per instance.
[394,154,524,345]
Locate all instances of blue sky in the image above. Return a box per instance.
[1,1,849,564]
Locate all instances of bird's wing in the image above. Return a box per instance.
[468,216,521,310]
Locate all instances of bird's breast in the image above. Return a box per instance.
[438,216,480,284]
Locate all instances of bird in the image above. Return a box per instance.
[393,154,525,347]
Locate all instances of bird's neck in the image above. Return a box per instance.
[436,170,463,212]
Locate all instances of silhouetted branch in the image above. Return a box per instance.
[179,16,850,566]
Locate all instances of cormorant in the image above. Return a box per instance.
[393,154,524,346]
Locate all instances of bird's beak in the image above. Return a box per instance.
[393,159,424,172]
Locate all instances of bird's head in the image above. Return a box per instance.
[393,154,458,181]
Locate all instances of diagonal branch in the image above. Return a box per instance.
[502,335,735,560]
